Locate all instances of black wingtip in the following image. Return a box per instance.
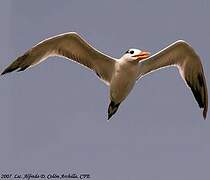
[1,66,19,76]
[1,53,30,76]
[1,71,6,76]
[186,73,208,120]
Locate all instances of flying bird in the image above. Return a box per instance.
[1,32,208,120]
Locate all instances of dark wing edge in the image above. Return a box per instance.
[139,40,208,119]
[1,51,31,75]
[179,42,208,119]
[184,65,208,119]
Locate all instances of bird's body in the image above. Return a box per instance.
[110,59,138,103]
[1,32,208,120]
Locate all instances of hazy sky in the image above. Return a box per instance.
[0,1,210,179]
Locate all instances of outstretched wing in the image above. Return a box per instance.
[138,40,208,119]
[2,32,116,84]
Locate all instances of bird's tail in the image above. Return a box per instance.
[108,101,121,120]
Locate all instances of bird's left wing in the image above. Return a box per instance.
[138,40,208,119]
[1,32,116,84]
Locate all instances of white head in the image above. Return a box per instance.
[121,48,150,62]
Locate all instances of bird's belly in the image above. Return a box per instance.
[110,71,136,103]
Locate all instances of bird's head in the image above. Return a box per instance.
[122,48,150,63]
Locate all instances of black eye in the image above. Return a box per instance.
[130,50,134,54]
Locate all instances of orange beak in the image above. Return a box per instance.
[132,51,150,61]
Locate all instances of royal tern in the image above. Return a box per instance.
[1,32,208,120]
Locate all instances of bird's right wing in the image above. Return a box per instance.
[2,32,116,84]
[138,40,208,119]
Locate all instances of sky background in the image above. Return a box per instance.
[0,0,210,179]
